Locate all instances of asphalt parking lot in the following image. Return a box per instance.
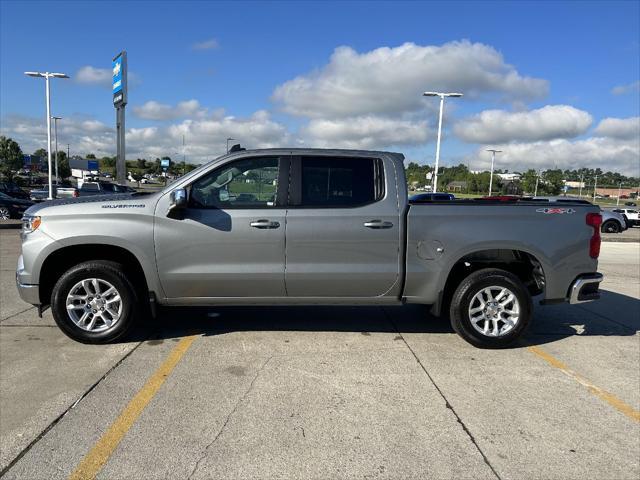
[0,228,638,480]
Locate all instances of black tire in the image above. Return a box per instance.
[601,220,621,234]
[449,268,532,349]
[51,260,139,344]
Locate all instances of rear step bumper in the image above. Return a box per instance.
[568,273,603,304]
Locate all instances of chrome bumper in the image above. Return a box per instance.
[16,254,40,305]
[16,278,40,305]
[568,273,603,304]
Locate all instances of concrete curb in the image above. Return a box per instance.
[0,221,21,230]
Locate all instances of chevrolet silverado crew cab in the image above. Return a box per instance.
[17,149,604,348]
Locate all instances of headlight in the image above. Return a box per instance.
[22,215,41,234]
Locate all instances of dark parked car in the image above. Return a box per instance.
[0,181,30,200]
[0,192,34,219]
[78,182,136,196]
[410,192,455,202]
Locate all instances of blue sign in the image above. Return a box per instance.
[161,159,170,168]
[112,56,123,94]
[87,160,99,171]
[112,51,127,106]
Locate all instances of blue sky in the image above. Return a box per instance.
[1,1,638,174]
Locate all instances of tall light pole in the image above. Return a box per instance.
[486,149,502,195]
[226,137,235,154]
[25,71,69,199]
[534,170,541,196]
[617,182,623,206]
[579,173,584,198]
[593,175,598,203]
[423,92,463,192]
[51,116,62,184]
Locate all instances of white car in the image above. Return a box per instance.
[612,208,639,227]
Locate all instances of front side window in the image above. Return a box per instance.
[300,157,379,207]
[190,157,279,209]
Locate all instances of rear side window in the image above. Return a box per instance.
[299,157,382,207]
[81,183,99,191]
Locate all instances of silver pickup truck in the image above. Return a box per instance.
[16,148,603,348]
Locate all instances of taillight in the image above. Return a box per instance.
[73,190,79,198]
[586,213,602,259]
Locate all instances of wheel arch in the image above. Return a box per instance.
[38,243,156,309]
[434,248,546,317]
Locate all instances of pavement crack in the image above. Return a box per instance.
[380,307,502,480]
[0,340,146,478]
[187,356,273,480]
[0,306,36,323]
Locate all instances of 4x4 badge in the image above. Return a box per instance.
[536,207,576,214]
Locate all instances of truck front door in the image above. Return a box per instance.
[154,156,288,299]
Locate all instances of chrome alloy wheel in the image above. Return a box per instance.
[468,286,520,337]
[65,278,123,332]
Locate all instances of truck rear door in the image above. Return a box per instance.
[284,155,401,298]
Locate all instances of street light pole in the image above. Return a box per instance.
[422,92,463,192]
[52,116,62,184]
[24,71,69,199]
[579,173,584,198]
[486,149,502,195]
[617,182,622,206]
[226,137,235,154]
[593,175,598,203]
[534,170,541,196]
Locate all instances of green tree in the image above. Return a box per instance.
[100,156,116,169]
[136,158,147,170]
[33,148,48,159]
[542,169,564,195]
[521,169,538,194]
[56,151,71,180]
[0,136,24,180]
[86,153,97,159]
[130,171,144,187]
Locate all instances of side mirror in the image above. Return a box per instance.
[168,188,187,213]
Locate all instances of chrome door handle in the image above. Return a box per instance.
[250,219,280,229]
[363,220,394,229]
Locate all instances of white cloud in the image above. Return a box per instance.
[133,99,206,120]
[594,117,640,140]
[611,80,640,95]
[454,105,593,144]
[272,41,549,118]
[0,110,289,162]
[302,115,431,149]
[74,65,140,89]
[191,38,219,50]
[75,66,111,87]
[468,136,640,177]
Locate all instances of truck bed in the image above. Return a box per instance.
[403,200,600,308]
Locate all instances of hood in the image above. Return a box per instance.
[24,192,154,215]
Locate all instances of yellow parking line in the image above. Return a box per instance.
[69,335,198,480]
[527,345,640,423]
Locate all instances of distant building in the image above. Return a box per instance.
[496,173,521,181]
[446,181,467,192]
[594,187,639,198]
[564,180,586,188]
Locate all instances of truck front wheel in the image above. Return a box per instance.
[51,260,139,344]
[449,268,532,348]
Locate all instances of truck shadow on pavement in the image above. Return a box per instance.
[124,289,639,348]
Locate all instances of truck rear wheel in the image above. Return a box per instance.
[449,268,532,348]
[51,260,139,344]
